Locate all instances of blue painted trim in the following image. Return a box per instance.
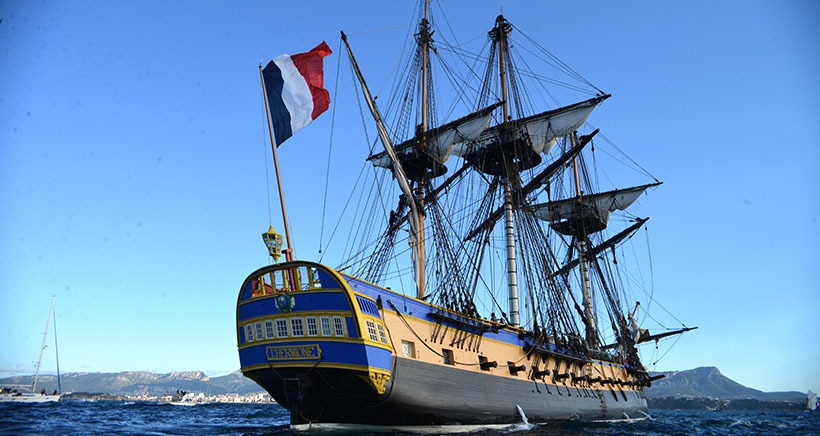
[239,340,392,371]
[238,291,352,321]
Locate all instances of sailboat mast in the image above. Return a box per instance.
[570,132,598,346]
[493,15,520,326]
[259,66,295,262]
[32,295,56,393]
[53,298,61,394]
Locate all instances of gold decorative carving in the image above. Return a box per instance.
[360,371,391,394]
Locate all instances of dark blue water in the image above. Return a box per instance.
[0,401,817,435]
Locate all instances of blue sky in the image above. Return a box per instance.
[1,1,817,394]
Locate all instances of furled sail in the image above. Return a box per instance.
[532,182,660,235]
[367,102,502,171]
[453,95,609,157]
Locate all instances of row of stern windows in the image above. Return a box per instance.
[242,315,389,346]
[243,316,345,344]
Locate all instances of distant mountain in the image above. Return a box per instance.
[0,370,263,396]
[2,366,807,402]
[645,367,804,401]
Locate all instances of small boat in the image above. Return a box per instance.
[1,296,62,403]
[236,0,694,428]
[162,390,206,406]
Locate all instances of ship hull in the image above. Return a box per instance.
[237,261,647,427]
[247,355,646,426]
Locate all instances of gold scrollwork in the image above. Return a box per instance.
[359,371,391,394]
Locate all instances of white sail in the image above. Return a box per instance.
[454,95,606,157]
[428,110,495,162]
[524,103,597,154]
[532,183,657,225]
[369,104,500,169]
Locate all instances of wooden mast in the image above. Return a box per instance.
[494,15,520,326]
[414,0,431,299]
[259,65,295,262]
[570,131,598,346]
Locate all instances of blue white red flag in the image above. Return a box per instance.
[262,41,332,146]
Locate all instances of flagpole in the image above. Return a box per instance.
[259,65,295,262]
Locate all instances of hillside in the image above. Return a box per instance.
[0,370,262,396]
[2,366,808,402]
[645,367,804,401]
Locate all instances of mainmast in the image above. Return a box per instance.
[413,0,432,299]
[491,15,520,326]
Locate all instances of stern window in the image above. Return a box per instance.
[254,322,264,341]
[320,317,332,336]
[290,318,304,337]
[306,317,318,336]
[245,324,254,342]
[333,316,346,337]
[365,320,378,342]
[264,320,275,339]
[376,323,388,344]
[276,319,288,338]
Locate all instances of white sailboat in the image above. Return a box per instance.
[1,296,62,403]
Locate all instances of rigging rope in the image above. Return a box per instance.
[512,23,604,95]
[319,39,345,258]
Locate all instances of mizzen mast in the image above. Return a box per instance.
[570,131,598,346]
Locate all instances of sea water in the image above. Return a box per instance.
[0,401,817,435]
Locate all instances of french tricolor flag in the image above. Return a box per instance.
[262,42,332,146]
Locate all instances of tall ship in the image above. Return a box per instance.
[236,1,693,428]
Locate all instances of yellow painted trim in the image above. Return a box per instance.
[238,311,353,326]
[242,361,391,374]
[237,335,394,352]
[339,272,425,303]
